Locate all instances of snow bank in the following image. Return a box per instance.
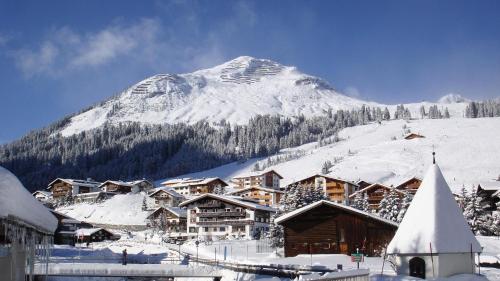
[0,166,57,233]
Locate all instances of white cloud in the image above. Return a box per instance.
[11,19,164,77]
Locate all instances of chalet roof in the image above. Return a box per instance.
[395,176,422,189]
[161,177,192,185]
[0,166,57,234]
[233,169,283,179]
[386,163,481,254]
[32,190,52,197]
[179,193,276,212]
[274,200,398,227]
[477,181,500,191]
[149,187,184,198]
[75,228,107,237]
[404,133,425,140]
[161,177,228,188]
[228,186,284,195]
[47,178,102,190]
[289,174,358,186]
[349,183,405,198]
[147,207,187,219]
[99,179,153,188]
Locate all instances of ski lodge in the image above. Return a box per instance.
[160,177,228,196]
[275,200,398,257]
[287,174,359,204]
[232,170,283,190]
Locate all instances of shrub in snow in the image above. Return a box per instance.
[397,191,412,223]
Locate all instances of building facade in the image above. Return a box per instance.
[232,170,283,190]
[147,207,187,234]
[228,187,283,206]
[47,178,102,200]
[179,194,275,240]
[148,187,184,208]
[288,174,359,204]
[160,177,228,196]
[275,200,397,257]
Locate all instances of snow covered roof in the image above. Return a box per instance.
[274,200,399,227]
[32,190,51,197]
[47,178,102,189]
[160,177,228,188]
[228,186,284,195]
[149,186,184,198]
[75,228,103,236]
[179,193,276,212]
[147,207,187,219]
[349,183,405,198]
[386,163,481,254]
[0,166,57,234]
[477,181,500,191]
[99,179,153,188]
[233,169,283,179]
[289,174,358,186]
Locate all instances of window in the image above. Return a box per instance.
[204,227,209,232]
[219,227,225,232]
[226,208,231,212]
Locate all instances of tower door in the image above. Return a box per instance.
[409,257,426,279]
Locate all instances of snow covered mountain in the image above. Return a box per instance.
[437,93,471,104]
[60,56,377,136]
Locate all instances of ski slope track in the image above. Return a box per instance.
[60,56,467,136]
[167,117,500,194]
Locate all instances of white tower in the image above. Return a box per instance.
[386,154,481,279]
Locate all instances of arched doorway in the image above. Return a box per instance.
[409,257,426,279]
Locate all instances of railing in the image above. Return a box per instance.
[197,220,254,226]
[197,202,223,208]
[197,211,246,218]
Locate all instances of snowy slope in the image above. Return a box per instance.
[56,193,149,226]
[164,117,500,193]
[58,56,469,136]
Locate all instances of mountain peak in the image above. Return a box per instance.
[437,93,471,104]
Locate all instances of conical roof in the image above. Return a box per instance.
[386,163,481,254]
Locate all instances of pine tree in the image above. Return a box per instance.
[142,196,148,211]
[351,192,363,210]
[268,214,284,248]
[321,160,333,174]
[397,191,412,223]
[377,190,389,219]
[463,186,481,234]
[361,192,370,212]
[385,189,401,222]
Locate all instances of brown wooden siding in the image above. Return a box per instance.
[281,204,396,257]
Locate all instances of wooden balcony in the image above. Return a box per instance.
[196,211,246,218]
[197,220,254,226]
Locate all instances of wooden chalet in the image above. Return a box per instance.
[179,194,275,239]
[51,210,93,245]
[160,177,228,196]
[32,190,52,203]
[356,180,372,190]
[228,187,283,206]
[232,170,283,190]
[288,174,359,204]
[47,178,102,200]
[404,133,425,140]
[275,200,398,257]
[477,181,500,212]
[148,187,184,208]
[75,228,120,243]
[349,183,405,211]
[99,179,154,194]
[147,207,187,233]
[395,177,422,195]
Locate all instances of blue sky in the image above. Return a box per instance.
[1,0,499,143]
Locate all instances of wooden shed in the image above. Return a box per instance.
[275,200,398,257]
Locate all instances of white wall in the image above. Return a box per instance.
[395,253,476,279]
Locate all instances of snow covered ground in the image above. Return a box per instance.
[162,117,500,193]
[56,193,150,227]
[45,233,500,280]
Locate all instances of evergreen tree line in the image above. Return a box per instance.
[465,99,500,118]
[459,186,500,236]
[419,105,450,119]
[351,189,413,223]
[0,106,388,191]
